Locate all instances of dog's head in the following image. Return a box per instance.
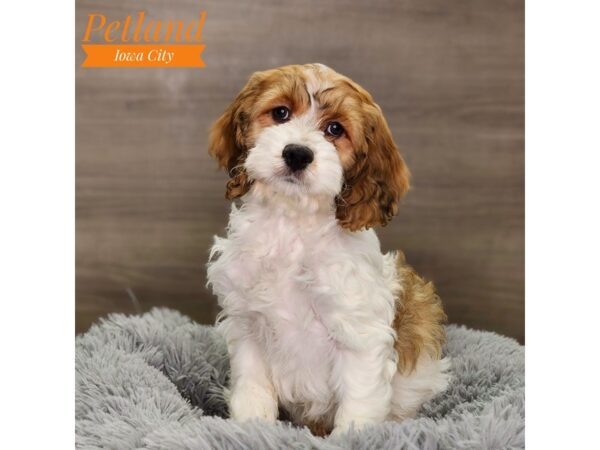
[209,63,410,231]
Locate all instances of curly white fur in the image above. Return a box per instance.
[207,192,448,433]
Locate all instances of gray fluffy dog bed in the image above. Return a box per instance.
[76,308,524,450]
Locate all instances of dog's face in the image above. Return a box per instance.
[209,64,410,230]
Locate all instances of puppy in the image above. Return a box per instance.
[207,64,449,436]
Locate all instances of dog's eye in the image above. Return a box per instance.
[272,106,291,123]
[325,121,344,138]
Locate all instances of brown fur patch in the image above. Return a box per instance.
[304,420,333,437]
[310,71,411,231]
[393,251,447,374]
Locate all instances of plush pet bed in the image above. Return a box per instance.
[76,308,524,450]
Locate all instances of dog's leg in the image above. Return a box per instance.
[312,259,398,435]
[228,337,278,422]
[322,298,397,435]
[331,342,396,435]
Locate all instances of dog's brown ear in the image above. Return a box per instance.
[336,102,410,231]
[209,76,260,200]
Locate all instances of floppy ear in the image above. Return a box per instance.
[335,103,410,231]
[208,80,257,200]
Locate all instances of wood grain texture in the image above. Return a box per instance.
[76,0,524,342]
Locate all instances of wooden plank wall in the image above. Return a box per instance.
[76,0,524,342]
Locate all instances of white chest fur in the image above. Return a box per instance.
[207,194,399,424]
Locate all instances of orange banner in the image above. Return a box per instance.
[81,44,205,68]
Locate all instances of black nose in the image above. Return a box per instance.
[282,144,314,172]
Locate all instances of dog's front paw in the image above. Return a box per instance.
[229,382,278,422]
[330,417,376,438]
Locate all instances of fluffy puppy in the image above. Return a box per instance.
[207,63,449,436]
